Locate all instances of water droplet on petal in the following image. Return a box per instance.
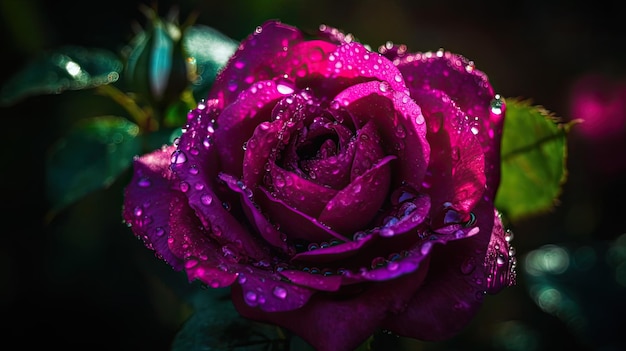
[490,94,504,115]
[245,291,258,305]
[272,286,287,299]
[185,259,199,269]
[171,150,187,164]
[379,81,390,93]
[421,241,433,255]
[460,256,476,275]
[138,177,151,187]
[201,194,213,205]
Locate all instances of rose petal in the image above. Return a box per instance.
[350,119,385,181]
[292,229,377,263]
[342,243,433,282]
[330,42,409,95]
[235,268,314,312]
[122,145,184,270]
[484,210,517,294]
[173,101,270,262]
[297,122,355,189]
[279,270,343,291]
[278,40,337,83]
[374,192,431,238]
[334,81,429,190]
[413,88,486,214]
[242,119,284,188]
[215,80,293,177]
[167,191,239,288]
[209,20,303,107]
[380,200,504,340]
[256,187,347,243]
[232,256,429,351]
[317,24,354,45]
[269,161,338,217]
[396,51,504,196]
[218,172,290,252]
[318,155,395,235]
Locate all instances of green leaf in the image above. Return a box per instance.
[46,116,141,219]
[495,98,572,222]
[183,24,238,101]
[172,287,289,351]
[1,46,122,106]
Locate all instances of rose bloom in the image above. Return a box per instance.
[123,20,515,351]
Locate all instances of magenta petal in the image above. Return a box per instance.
[122,145,184,270]
[256,187,347,243]
[350,119,385,181]
[167,191,238,288]
[279,40,337,82]
[235,268,314,312]
[375,193,431,238]
[269,162,338,217]
[317,24,354,45]
[298,123,355,189]
[330,42,409,95]
[209,20,303,107]
[413,89,486,213]
[484,210,517,294]
[397,51,504,196]
[380,200,505,341]
[215,80,292,177]
[242,119,283,188]
[343,247,432,283]
[318,155,395,235]
[279,270,342,291]
[173,102,270,262]
[292,230,377,263]
[232,257,429,351]
[218,173,290,252]
[334,81,429,190]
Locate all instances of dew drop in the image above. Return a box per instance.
[460,256,476,275]
[387,261,399,271]
[185,259,199,269]
[171,150,187,164]
[245,291,258,304]
[421,241,433,255]
[378,81,390,93]
[490,94,504,115]
[201,194,213,205]
[179,181,189,192]
[155,226,165,237]
[138,177,151,187]
[272,286,287,299]
[227,81,238,92]
[277,82,295,95]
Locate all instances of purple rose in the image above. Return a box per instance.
[123,20,515,351]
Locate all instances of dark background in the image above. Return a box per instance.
[1,0,625,350]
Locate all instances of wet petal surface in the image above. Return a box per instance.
[122,145,184,270]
